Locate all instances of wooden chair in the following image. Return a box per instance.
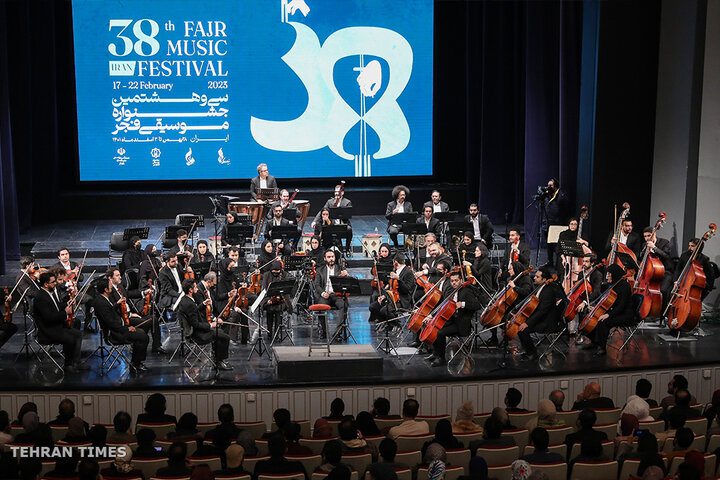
[395,434,434,452]
[618,459,641,480]
[665,454,715,476]
[156,438,196,456]
[545,443,565,457]
[132,457,169,480]
[706,433,720,453]
[416,415,450,433]
[594,422,618,440]
[453,431,484,445]
[394,450,421,467]
[685,417,709,436]
[255,438,269,456]
[299,437,339,455]
[544,425,573,445]
[570,460,618,480]
[340,452,372,476]
[592,408,621,425]
[188,455,221,471]
[445,448,470,474]
[286,454,322,474]
[364,435,385,451]
[40,459,55,479]
[486,464,512,480]
[49,425,69,442]
[417,465,464,480]
[374,417,403,432]
[555,410,580,426]
[473,412,492,426]
[135,422,176,439]
[243,455,269,473]
[258,474,306,480]
[500,428,529,453]
[638,419,664,434]
[196,421,220,435]
[235,421,267,439]
[528,462,567,480]
[507,411,537,427]
[473,445,519,466]
[395,468,412,480]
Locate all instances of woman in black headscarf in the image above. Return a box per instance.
[221,212,241,246]
[138,244,162,289]
[122,236,145,272]
[307,236,325,265]
[256,240,281,273]
[193,240,215,265]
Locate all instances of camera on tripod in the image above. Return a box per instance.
[533,185,552,201]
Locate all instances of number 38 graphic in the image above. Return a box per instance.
[108,19,160,57]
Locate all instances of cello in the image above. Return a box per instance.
[665,223,717,332]
[579,269,625,334]
[418,276,475,344]
[606,203,638,277]
[4,286,12,323]
[563,260,604,322]
[504,273,557,340]
[407,268,455,333]
[562,206,591,292]
[633,212,667,319]
[478,266,534,329]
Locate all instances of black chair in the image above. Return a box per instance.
[109,232,130,270]
[609,293,644,360]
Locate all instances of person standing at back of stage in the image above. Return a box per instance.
[250,163,277,200]
[386,185,413,249]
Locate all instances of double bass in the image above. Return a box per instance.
[665,223,717,332]
[562,206,592,292]
[563,261,604,322]
[3,286,12,323]
[579,274,624,334]
[504,274,557,340]
[606,203,638,277]
[478,266,534,329]
[633,213,667,319]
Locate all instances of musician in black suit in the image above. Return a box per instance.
[168,229,193,270]
[261,262,293,339]
[583,264,635,356]
[369,253,417,329]
[311,185,353,251]
[516,267,566,361]
[33,271,88,372]
[424,190,450,213]
[385,185,414,248]
[177,279,232,370]
[415,242,452,284]
[674,237,716,300]
[107,267,164,354]
[569,255,604,337]
[214,257,252,345]
[267,189,301,220]
[312,249,349,321]
[417,206,440,237]
[157,253,183,310]
[465,204,494,248]
[53,248,94,332]
[464,243,493,305]
[426,270,481,367]
[500,229,531,279]
[265,205,298,246]
[14,256,40,302]
[640,226,673,308]
[604,218,643,261]
[250,163,278,200]
[94,277,149,371]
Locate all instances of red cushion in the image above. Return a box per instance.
[309,304,331,311]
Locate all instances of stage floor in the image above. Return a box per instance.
[2,217,718,391]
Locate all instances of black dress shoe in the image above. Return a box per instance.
[84,326,98,334]
[408,340,421,348]
[217,360,233,370]
[73,362,90,371]
[424,354,436,362]
[430,357,446,367]
[133,362,149,372]
[519,352,539,362]
[486,336,499,346]
[152,347,168,355]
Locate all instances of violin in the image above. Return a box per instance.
[666,223,717,332]
[119,296,130,326]
[478,266,534,328]
[606,202,638,278]
[249,260,262,294]
[235,273,249,309]
[505,274,557,340]
[462,251,475,285]
[220,281,238,319]
[633,212,667,319]
[4,287,12,323]
[419,275,475,344]
[141,279,153,316]
[206,295,213,323]
[579,277,623,334]
[563,260,604,322]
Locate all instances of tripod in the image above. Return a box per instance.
[14,292,37,363]
[375,315,400,356]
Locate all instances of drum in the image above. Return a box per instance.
[295,200,311,229]
[300,233,314,252]
[361,234,384,257]
[228,201,265,225]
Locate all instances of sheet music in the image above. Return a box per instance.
[250,289,267,314]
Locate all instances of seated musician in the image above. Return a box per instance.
[515,267,566,361]
[582,264,635,356]
[178,278,232,370]
[464,243,493,304]
[93,277,150,372]
[33,271,88,372]
[415,242,452,284]
[53,248,94,333]
[426,270,481,367]
[639,227,673,309]
[311,184,353,251]
[555,217,590,275]
[313,249,349,320]
[386,185,413,248]
[499,229,531,280]
[0,289,18,351]
[193,240,215,265]
[569,255,603,338]
[265,205,298,245]
[465,204,494,248]
[489,261,534,346]
[267,189,301,220]
[15,256,41,301]
[416,233,438,269]
[605,218,643,260]
[424,190,449,213]
[307,236,325,265]
[261,261,293,339]
[457,232,478,261]
[168,229,194,270]
[674,237,716,300]
[121,236,144,273]
[250,163,278,200]
[368,243,394,322]
[138,245,162,291]
[217,253,254,345]
[256,240,285,274]
[371,253,417,327]
[417,206,440,237]
[107,267,163,354]
[157,253,184,311]
[222,212,242,248]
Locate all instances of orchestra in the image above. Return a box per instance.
[2,168,717,377]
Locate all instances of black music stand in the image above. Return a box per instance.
[447,221,473,238]
[321,224,349,250]
[434,211,460,223]
[266,279,296,345]
[329,206,353,223]
[225,224,254,246]
[282,208,299,221]
[189,261,212,279]
[375,264,393,285]
[615,251,639,273]
[270,225,301,247]
[256,188,279,202]
[389,212,417,226]
[176,214,205,228]
[329,276,361,344]
[122,227,150,241]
